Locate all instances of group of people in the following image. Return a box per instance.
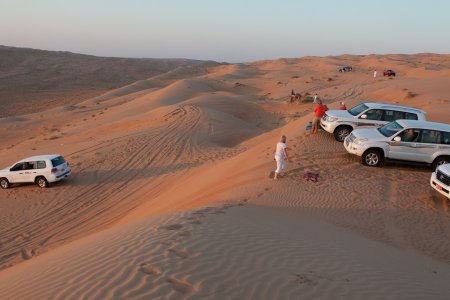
[273,93,347,179]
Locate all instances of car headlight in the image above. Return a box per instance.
[353,138,368,145]
[325,116,337,122]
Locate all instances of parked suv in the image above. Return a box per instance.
[321,102,426,142]
[339,66,352,72]
[344,120,450,170]
[383,70,396,77]
[431,163,450,199]
[0,154,71,189]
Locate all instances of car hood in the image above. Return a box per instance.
[351,128,386,140]
[437,163,450,175]
[325,110,353,118]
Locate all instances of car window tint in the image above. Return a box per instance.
[11,163,24,171]
[404,112,418,120]
[383,110,404,122]
[442,131,450,145]
[36,161,46,169]
[419,129,441,144]
[24,161,36,170]
[51,156,66,167]
[398,129,420,142]
[364,109,384,120]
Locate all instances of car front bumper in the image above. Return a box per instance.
[430,172,450,199]
[320,120,336,134]
[344,138,366,156]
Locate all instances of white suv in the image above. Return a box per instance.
[431,164,450,199]
[0,154,71,189]
[344,120,450,170]
[321,102,426,142]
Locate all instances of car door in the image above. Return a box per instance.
[22,161,38,182]
[413,129,441,163]
[387,128,421,161]
[9,162,27,183]
[357,109,385,128]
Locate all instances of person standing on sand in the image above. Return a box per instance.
[311,100,328,134]
[313,93,319,103]
[373,70,377,78]
[339,101,347,110]
[274,135,289,180]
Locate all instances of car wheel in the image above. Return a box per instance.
[36,176,49,188]
[432,156,450,171]
[334,126,352,142]
[362,149,382,167]
[0,178,10,189]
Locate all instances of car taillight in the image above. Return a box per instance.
[51,168,58,173]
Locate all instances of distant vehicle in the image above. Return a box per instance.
[339,66,353,72]
[320,102,426,142]
[383,70,396,77]
[0,154,71,189]
[431,163,450,199]
[344,120,450,170]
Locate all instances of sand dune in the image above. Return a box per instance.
[0,52,449,299]
[1,205,450,300]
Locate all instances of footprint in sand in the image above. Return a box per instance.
[167,248,189,259]
[189,219,203,225]
[257,193,263,197]
[139,263,162,276]
[166,276,195,294]
[164,224,183,231]
[161,239,177,247]
[295,274,318,286]
[178,230,192,237]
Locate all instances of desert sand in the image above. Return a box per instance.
[0,52,449,299]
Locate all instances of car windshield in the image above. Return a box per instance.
[378,121,404,137]
[348,103,369,116]
[51,156,66,167]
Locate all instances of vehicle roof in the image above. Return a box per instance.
[396,120,450,131]
[364,102,425,114]
[18,154,63,162]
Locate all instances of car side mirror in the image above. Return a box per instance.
[360,114,367,119]
[393,136,401,142]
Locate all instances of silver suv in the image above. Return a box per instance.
[0,154,71,188]
[431,163,450,199]
[344,120,450,170]
[321,102,426,142]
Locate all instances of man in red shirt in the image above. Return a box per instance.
[339,101,347,110]
[311,100,328,134]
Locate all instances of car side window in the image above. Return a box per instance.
[398,129,420,142]
[36,161,46,169]
[404,112,418,120]
[383,110,404,122]
[363,109,384,121]
[10,163,24,171]
[24,161,36,170]
[419,129,441,144]
[441,131,450,145]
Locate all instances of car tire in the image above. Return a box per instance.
[36,176,49,188]
[432,156,450,171]
[334,126,352,142]
[362,149,382,167]
[0,178,10,189]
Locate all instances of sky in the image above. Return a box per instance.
[1,0,449,62]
